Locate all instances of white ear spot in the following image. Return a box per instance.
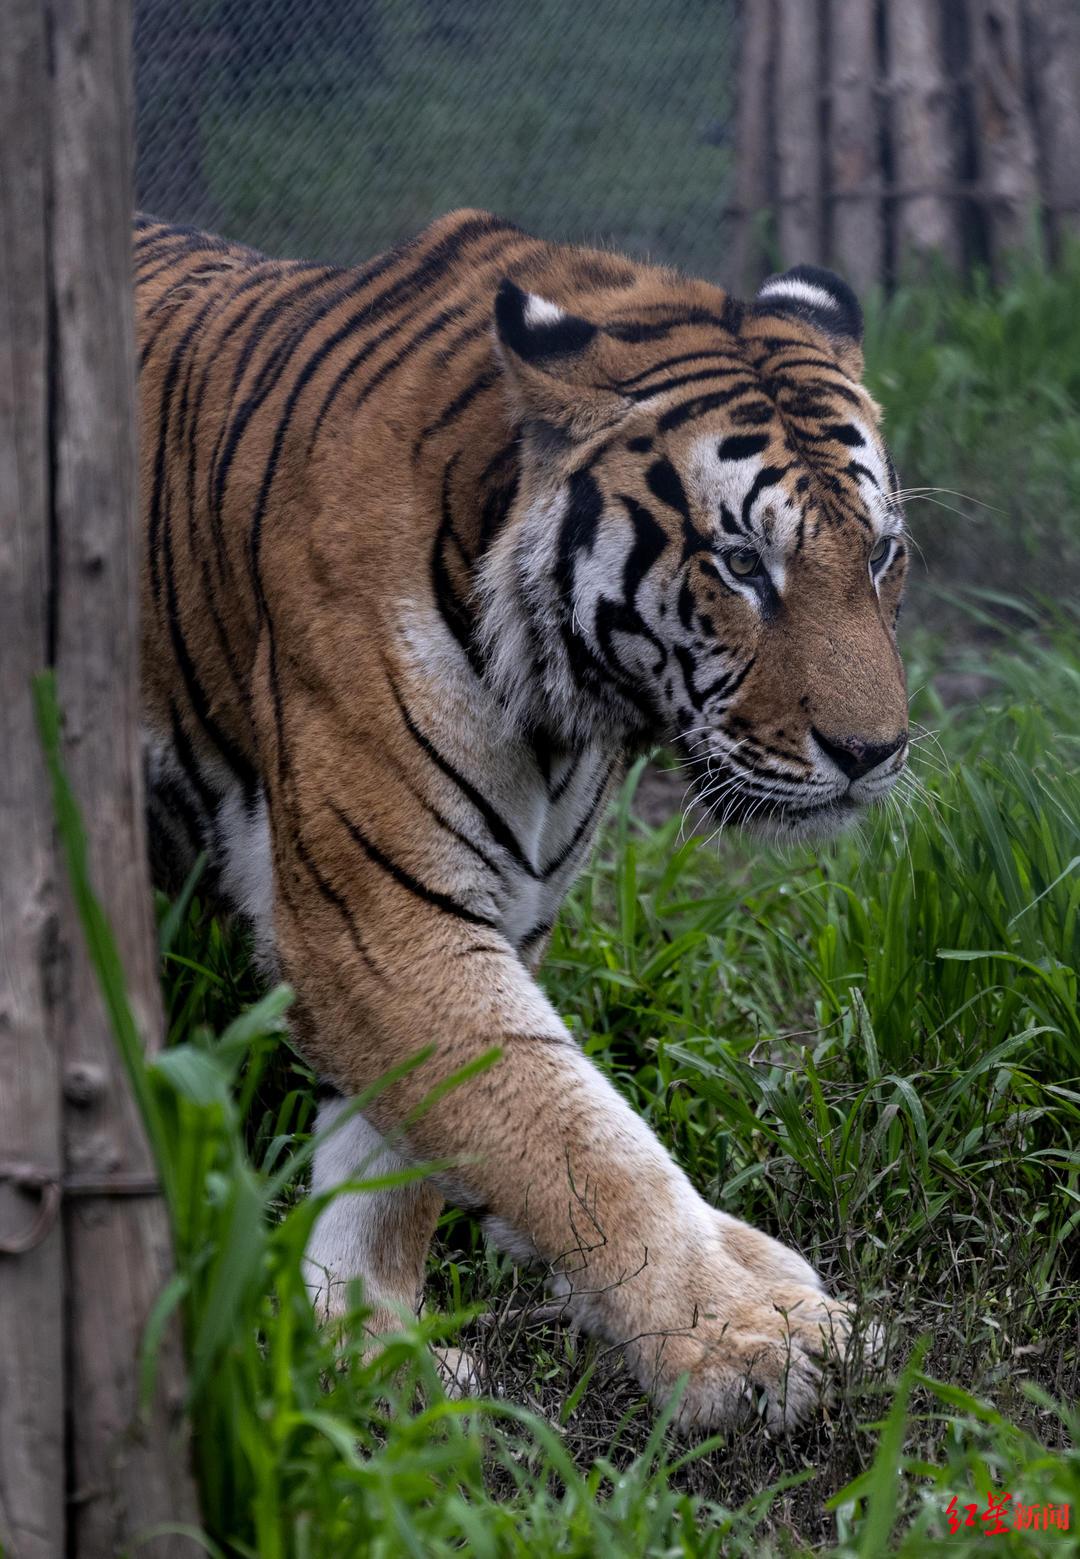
[757,276,840,316]
[523,292,567,327]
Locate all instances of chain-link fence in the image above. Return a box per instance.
[134,0,739,279]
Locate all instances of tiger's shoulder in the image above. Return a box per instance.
[132,213,306,347]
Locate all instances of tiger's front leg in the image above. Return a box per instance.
[282,876,853,1433]
[304,1100,444,1335]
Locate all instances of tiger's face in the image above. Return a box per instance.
[480,265,909,840]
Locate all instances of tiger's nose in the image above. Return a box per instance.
[811,727,907,782]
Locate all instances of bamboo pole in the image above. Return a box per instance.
[0,0,201,1551]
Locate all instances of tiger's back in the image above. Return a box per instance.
[135,209,631,959]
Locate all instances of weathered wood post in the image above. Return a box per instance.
[887,0,964,273]
[969,0,1042,267]
[775,0,825,268]
[728,0,776,293]
[1026,0,1080,253]
[0,0,201,1553]
[829,0,884,294]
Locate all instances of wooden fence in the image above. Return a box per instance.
[728,0,1080,293]
[0,0,199,1553]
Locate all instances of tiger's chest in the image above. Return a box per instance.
[146,611,619,969]
[144,724,615,967]
[484,745,617,955]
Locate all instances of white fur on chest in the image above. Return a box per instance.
[496,748,608,946]
[396,602,614,949]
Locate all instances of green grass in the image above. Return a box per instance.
[40,602,1080,1556]
[864,245,1080,616]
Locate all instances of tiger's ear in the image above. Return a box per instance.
[756,265,864,379]
[494,279,623,432]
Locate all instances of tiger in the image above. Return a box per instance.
[134,207,909,1432]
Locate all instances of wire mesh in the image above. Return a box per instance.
[134,0,739,280]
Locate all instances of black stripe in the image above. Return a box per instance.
[760,349,836,371]
[223,213,518,505]
[305,299,467,454]
[147,291,223,604]
[614,348,745,390]
[145,298,260,790]
[730,402,775,426]
[173,302,250,704]
[208,269,359,525]
[430,456,486,676]
[775,372,863,408]
[200,264,344,556]
[151,296,258,783]
[539,765,612,879]
[137,243,231,290]
[411,366,500,461]
[291,836,380,976]
[620,495,669,602]
[432,316,491,368]
[159,442,259,794]
[475,445,520,558]
[718,434,770,461]
[388,676,537,877]
[168,703,220,815]
[240,236,516,787]
[741,466,788,529]
[846,459,880,488]
[186,293,264,587]
[222,215,522,580]
[409,785,506,878]
[519,919,555,954]
[330,802,497,928]
[646,458,713,562]
[139,309,184,370]
[622,365,745,403]
[657,381,759,432]
[676,648,755,711]
[548,752,580,804]
[604,308,732,343]
[554,467,603,604]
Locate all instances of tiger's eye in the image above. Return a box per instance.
[727,549,762,578]
[869,536,891,568]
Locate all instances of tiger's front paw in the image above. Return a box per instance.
[648,1280,856,1434]
[618,1218,872,1434]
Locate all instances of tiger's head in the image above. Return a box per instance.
[477,262,909,840]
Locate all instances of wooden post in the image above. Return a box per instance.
[968,0,1042,267]
[828,0,884,293]
[0,0,201,1553]
[0,7,66,1556]
[887,0,964,272]
[776,0,825,267]
[728,0,777,292]
[1026,0,1080,252]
